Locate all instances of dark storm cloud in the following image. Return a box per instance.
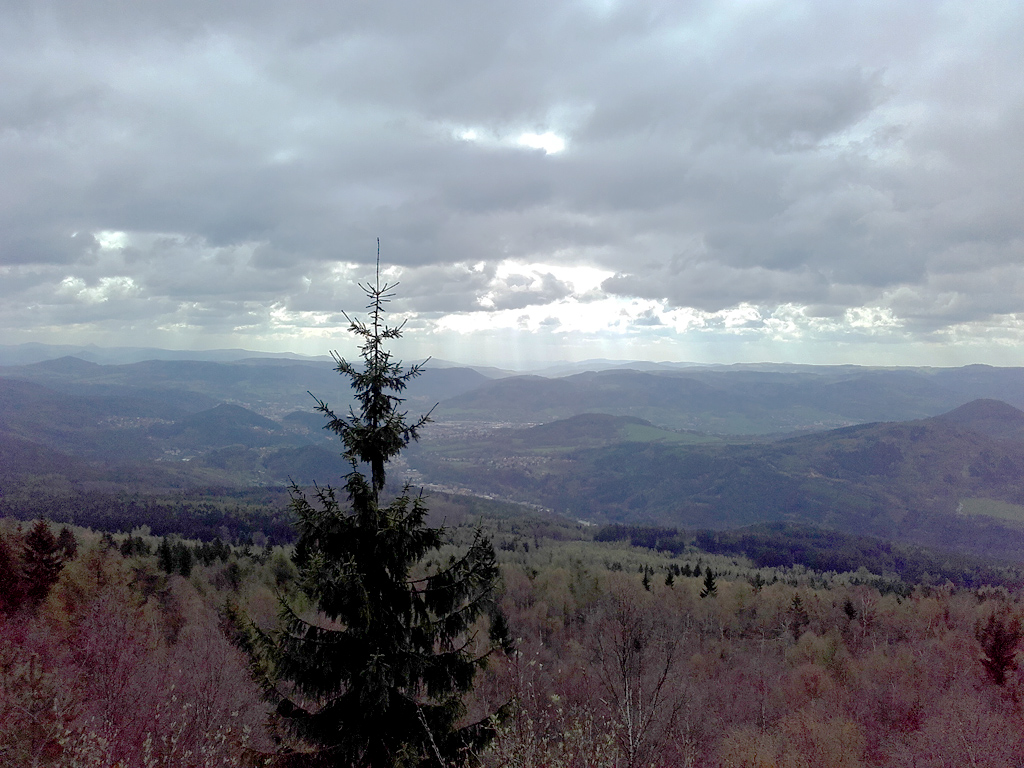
[1,0,1022,355]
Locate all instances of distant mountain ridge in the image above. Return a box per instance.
[437,366,1002,434]
[0,355,491,419]
[0,342,333,366]
[5,353,1024,559]
[0,342,507,377]
[0,357,489,487]
[0,376,336,486]
[411,399,1024,561]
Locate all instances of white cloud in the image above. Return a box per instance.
[59,275,139,304]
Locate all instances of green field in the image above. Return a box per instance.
[959,497,1024,523]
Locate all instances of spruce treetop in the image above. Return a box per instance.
[239,247,510,768]
[312,251,432,498]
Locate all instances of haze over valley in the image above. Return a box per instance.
[6,345,1024,565]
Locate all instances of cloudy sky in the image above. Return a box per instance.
[2,0,1023,368]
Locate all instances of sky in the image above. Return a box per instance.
[2,0,1023,368]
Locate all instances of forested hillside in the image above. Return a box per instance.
[3,514,1023,767]
[7,358,1024,561]
[411,400,1024,560]
[4,355,1024,765]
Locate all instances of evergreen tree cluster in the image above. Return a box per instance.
[195,537,235,565]
[0,488,296,546]
[119,534,152,558]
[156,537,196,577]
[150,535,273,581]
[0,520,77,613]
[145,535,249,577]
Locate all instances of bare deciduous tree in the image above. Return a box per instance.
[590,577,686,768]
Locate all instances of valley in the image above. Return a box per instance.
[5,353,1024,566]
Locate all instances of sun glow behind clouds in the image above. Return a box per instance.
[494,260,610,291]
[517,132,566,154]
[435,276,918,345]
[96,230,129,250]
[453,126,566,154]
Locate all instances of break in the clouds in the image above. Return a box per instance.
[2,0,1023,366]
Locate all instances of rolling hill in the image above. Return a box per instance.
[410,400,1024,560]
[0,376,347,487]
[0,355,490,419]
[436,366,1024,434]
[5,355,1024,561]
[151,403,290,450]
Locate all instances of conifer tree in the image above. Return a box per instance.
[699,569,717,599]
[22,519,64,608]
[976,609,1023,685]
[240,253,511,767]
[174,542,195,577]
[157,537,174,573]
[56,527,78,560]
[788,593,810,640]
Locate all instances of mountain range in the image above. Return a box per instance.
[4,353,1024,559]
[409,399,1024,560]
